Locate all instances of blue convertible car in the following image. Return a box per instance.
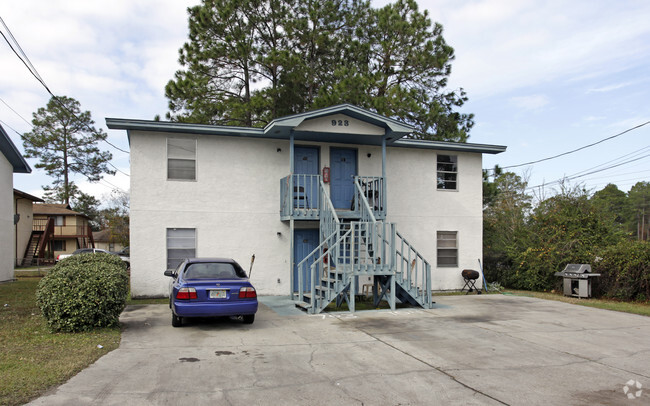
[164,258,258,327]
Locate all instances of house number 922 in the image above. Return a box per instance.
[331,120,349,126]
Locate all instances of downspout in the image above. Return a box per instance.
[289,131,295,298]
[382,136,387,215]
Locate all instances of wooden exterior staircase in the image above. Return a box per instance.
[294,178,433,314]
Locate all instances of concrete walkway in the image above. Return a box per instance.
[29,294,650,405]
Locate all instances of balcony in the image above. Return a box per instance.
[280,174,386,220]
[33,219,91,237]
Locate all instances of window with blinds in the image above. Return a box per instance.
[167,138,196,180]
[437,231,458,267]
[167,228,196,270]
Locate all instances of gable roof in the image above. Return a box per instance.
[33,203,89,218]
[106,104,506,154]
[0,124,31,173]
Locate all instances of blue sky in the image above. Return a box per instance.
[1,0,649,203]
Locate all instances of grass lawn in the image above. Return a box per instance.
[0,277,121,406]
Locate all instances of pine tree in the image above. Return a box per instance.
[21,95,114,205]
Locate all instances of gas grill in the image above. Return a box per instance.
[554,264,600,298]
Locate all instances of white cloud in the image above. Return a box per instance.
[587,82,634,93]
[510,94,550,111]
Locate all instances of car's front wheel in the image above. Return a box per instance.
[172,313,183,327]
[242,314,255,324]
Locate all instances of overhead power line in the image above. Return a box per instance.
[0,96,33,128]
[0,16,130,155]
[487,120,650,171]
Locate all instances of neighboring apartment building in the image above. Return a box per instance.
[1,125,31,282]
[107,105,506,312]
[93,229,125,253]
[14,189,43,266]
[27,203,95,264]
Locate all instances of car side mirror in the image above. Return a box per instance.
[164,270,176,278]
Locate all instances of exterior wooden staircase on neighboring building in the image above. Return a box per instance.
[22,217,55,266]
[295,178,433,314]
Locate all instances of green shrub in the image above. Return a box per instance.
[36,253,129,332]
[593,241,650,301]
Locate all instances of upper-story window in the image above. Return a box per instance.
[437,154,457,190]
[167,138,196,181]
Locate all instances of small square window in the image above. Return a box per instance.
[52,240,66,251]
[437,231,458,267]
[437,155,457,190]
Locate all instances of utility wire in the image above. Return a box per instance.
[0,17,130,155]
[108,161,130,177]
[0,119,23,136]
[526,152,650,190]
[486,120,650,171]
[0,96,33,128]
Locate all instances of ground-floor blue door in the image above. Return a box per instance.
[294,147,319,209]
[293,229,319,292]
[330,148,357,209]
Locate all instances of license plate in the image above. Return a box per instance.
[209,290,227,299]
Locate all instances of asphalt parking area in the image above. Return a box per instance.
[29,295,650,405]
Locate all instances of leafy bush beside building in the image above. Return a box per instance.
[36,253,129,332]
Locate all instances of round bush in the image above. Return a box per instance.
[37,253,129,332]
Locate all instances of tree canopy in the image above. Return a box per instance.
[165,0,473,141]
[21,95,114,205]
[483,175,648,293]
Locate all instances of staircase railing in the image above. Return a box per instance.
[394,229,432,307]
[355,176,385,219]
[37,217,54,260]
[319,180,340,244]
[295,176,433,313]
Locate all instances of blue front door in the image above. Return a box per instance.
[293,229,319,292]
[330,148,357,209]
[294,147,319,209]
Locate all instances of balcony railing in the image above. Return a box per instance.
[281,174,321,219]
[281,174,386,220]
[33,219,90,237]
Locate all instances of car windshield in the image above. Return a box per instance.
[183,262,247,279]
[73,249,93,254]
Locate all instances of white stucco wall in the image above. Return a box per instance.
[0,155,14,282]
[130,132,291,297]
[129,130,486,297]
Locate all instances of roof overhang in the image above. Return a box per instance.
[14,189,44,202]
[391,139,507,154]
[0,125,31,173]
[106,104,506,154]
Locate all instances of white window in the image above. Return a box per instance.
[437,231,458,267]
[54,215,64,226]
[167,138,196,180]
[437,155,457,190]
[167,228,196,269]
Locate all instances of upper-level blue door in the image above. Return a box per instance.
[294,147,319,209]
[330,148,357,209]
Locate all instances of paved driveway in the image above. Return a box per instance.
[29,295,650,405]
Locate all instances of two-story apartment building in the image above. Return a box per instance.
[107,105,505,312]
[25,203,95,265]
